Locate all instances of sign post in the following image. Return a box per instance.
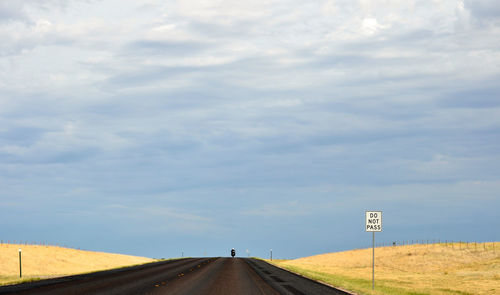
[365,211,382,290]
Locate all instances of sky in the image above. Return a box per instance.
[1,0,499,259]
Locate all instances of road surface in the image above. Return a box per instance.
[0,258,351,295]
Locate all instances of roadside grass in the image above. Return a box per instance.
[0,244,155,286]
[268,242,500,295]
[276,264,428,295]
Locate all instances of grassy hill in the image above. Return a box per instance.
[269,242,500,295]
[0,243,154,286]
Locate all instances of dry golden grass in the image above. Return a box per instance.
[0,243,154,285]
[270,242,500,295]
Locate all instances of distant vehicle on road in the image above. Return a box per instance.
[231,248,236,257]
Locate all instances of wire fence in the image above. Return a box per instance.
[371,240,497,253]
[0,240,82,250]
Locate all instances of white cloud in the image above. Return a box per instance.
[361,17,390,35]
[172,0,274,23]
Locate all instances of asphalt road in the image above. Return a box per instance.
[0,258,352,295]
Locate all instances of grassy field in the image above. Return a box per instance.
[269,242,500,295]
[0,243,154,286]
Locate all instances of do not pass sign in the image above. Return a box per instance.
[365,211,382,232]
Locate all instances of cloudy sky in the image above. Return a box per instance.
[1,0,499,258]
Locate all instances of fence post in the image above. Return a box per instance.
[19,248,22,278]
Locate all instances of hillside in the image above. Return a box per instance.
[0,243,154,286]
[270,242,500,295]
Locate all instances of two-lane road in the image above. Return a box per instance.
[0,258,352,295]
[149,258,279,295]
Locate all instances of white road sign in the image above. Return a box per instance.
[365,211,382,232]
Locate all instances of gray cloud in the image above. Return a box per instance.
[103,65,199,88]
[0,2,28,23]
[0,0,82,24]
[438,86,500,109]
[464,0,500,19]
[124,40,210,56]
[0,126,45,146]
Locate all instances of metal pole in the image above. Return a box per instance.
[270,249,273,261]
[372,232,375,290]
[19,248,22,278]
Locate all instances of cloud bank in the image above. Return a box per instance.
[1,0,499,258]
